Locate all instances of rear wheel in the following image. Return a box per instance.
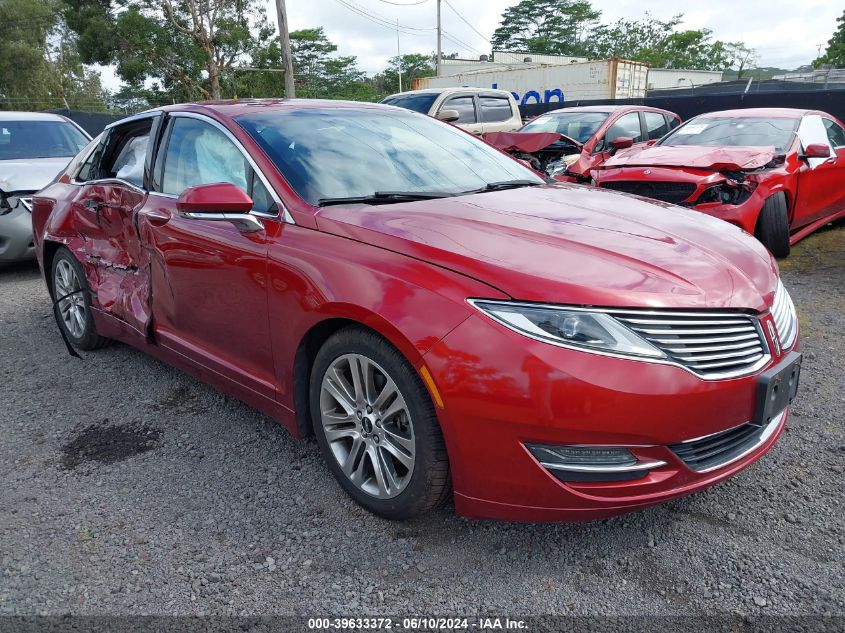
[310,326,450,520]
[755,192,790,258]
[51,247,111,350]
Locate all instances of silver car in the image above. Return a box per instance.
[1,112,91,263]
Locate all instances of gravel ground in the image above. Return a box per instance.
[0,227,843,618]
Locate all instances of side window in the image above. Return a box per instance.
[161,118,249,196]
[479,97,514,123]
[667,115,681,130]
[824,118,845,148]
[440,96,476,124]
[605,112,644,145]
[74,135,107,182]
[98,120,154,188]
[249,172,275,214]
[644,111,669,141]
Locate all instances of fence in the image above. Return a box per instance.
[519,89,845,124]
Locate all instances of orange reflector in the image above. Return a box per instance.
[419,365,444,408]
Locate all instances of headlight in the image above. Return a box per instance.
[469,300,666,359]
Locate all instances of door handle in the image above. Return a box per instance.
[144,207,172,226]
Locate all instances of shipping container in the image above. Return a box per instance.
[413,59,650,106]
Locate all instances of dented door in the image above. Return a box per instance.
[70,180,152,334]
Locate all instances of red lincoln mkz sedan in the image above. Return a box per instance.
[32,100,800,522]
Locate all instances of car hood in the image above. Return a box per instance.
[602,145,780,172]
[484,131,583,153]
[0,157,72,193]
[315,184,778,312]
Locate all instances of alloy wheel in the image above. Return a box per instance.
[319,353,416,499]
[54,259,86,339]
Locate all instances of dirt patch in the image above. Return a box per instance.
[60,421,162,470]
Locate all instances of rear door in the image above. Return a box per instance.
[479,94,521,133]
[69,113,161,333]
[436,94,483,135]
[793,114,842,227]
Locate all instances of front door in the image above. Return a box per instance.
[793,114,843,228]
[139,114,278,400]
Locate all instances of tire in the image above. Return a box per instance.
[50,247,111,351]
[310,326,450,520]
[755,192,791,258]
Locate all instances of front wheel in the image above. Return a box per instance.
[755,192,790,258]
[310,326,450,520]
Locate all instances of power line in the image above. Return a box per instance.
[442,0,490,44]
[374,0,429,5]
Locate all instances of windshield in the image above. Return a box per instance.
[236,108,543,205]
[0,120,89,160]
[521,111,610,143]
[380,93,440,114]
[660,116,798,152]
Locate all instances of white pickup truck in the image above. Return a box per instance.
[380,87,522,134]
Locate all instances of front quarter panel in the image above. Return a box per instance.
[266,224,509,411]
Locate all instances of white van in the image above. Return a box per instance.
[380,88,522,134]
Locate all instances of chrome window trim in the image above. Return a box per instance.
[167,111,295,224]
[467,298,773,381]
[69,177,147,196]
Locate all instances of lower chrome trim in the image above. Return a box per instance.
[539,459,667,473]
[682,409,785,474]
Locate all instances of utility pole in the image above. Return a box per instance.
[397,19,403,92]
[436,0,442,76]
[274,0,296,98]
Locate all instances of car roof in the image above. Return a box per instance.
[382,87,515,99]
[540,105,676,116]
[693,108,811,119]
[151,98,411,119]
[0,111,71,122]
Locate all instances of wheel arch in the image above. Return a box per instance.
[291,310,429,438]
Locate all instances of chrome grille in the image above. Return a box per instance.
[771,281,797,350]
[613,310,769,379]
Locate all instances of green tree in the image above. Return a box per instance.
[814,9,845,68]
[588,13,683,63]
[491,0,601,56]
[724,42,757,78]
[63,0,276,100]
[376,54,435,94]
[0,0,106,111]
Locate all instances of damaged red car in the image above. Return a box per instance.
[485,105,681,181]
[593,108,845,257]
[32,100,800,522]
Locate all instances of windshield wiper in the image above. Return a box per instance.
[317,191,455,207]
[468,180,547,194]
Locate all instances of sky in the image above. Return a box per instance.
[98,0,841,89]
[281,0,840,73]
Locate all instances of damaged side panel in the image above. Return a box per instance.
[69,182,152,334]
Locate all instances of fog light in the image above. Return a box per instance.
[526,444,666,483]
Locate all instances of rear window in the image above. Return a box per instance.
[0,120,89,160]
[479,96,513,123]
[380,93,440,115]
[660,116,798,152]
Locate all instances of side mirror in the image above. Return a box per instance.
[177,182,263,233]
[436,109,460,123]
[801,143,831,159]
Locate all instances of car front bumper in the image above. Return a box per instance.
[0,201,36,263]
[423,313,795,522]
